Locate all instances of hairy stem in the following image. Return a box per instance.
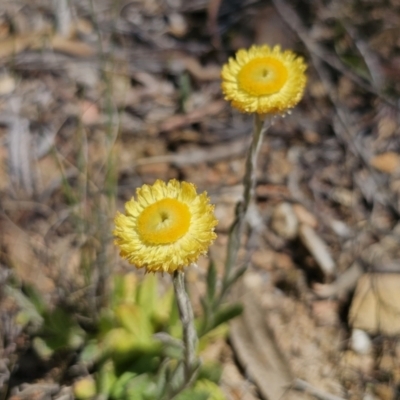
[222,113,270,290]
[172,270,199,382]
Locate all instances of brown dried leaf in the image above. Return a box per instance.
[79,100,100,125]
[311,300,340,326]
[0,33,45,59]
[349,273,400,335]
[229,274,294,400]
[370,152,400,174]
[36,154,61,193]
[378,115,398,139]
[50,36,95,57]
[292,204,318,228]
[0,220,54,293]
[183,57,221,81]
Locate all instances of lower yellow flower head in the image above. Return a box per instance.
[221,45,307,114]
[113,179,218,273]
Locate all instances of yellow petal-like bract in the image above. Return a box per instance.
[221,45,307,114]
[113,179,218,273]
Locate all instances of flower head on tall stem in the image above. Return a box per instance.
[114,179,218,274]
[221,44,307,114]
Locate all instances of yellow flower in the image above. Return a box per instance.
[221,44,307,114]
[113,179,218,273]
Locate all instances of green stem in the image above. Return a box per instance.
[172,270,199,382]
[222,113,270,291]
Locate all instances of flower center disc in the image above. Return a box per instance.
[137,198,191,245]
[237,57,288,96]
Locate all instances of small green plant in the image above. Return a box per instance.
[11,271,231,400]
[74,272,228,400]
[7,283,86,359]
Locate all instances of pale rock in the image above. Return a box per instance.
[0,73,16,95]
[270,202,298,240]
[168,13,188,37]
[350,329,372,355]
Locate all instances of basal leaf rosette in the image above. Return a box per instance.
[114,179,218,273]
[221,44,307,114]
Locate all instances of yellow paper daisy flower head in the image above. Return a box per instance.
[221,44,307,114]
[113,179,218,274]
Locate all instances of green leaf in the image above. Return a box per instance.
[339,54,370,80]
[126,354,161,375]
[206,260,217,304]
[32,337,54,360]
[178,72,192,113]
[162,340,184,361]
[104,328,162,366]
[212,303,243,330]
[124,374,158,400]
[136,274,157,319]
[112,273,137,307]
[74,376,97,400]
[200,296,208,314]
[153,286,174,328]
[22,284,47,315]
[199,324,229,352]
[103,328,141,365]
[193,379,226,400]
[80,339,103,365]
[97,360,117,396]
[115,304,154,340]
[5,286,43,327]
[175,388,210,400]
[198,362,223,384]
[154,360,169,399]
[228,265,247,287]
[110,371,136,399]
[166,360,185,393]
[39,308,85,353]
[97,309,115,335]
